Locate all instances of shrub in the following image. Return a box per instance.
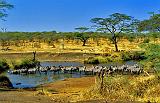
[13,59,40,70]
[127,34,136,42]
[139,44,160,73]
[121,51,146,61]
[143,38,150,43]
[0,60,10,74]
[84,56,107,64]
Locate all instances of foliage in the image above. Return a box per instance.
[121,51,146,61]
[84,56,107,64]
[143,38,150,43]
[149,32,160,42]
[91,13,139,51]
[125,33,136,42]
[75,27,91,46]
[0,59,9,74]
[75,27,89,33]
[75,32,91,46]
[13,59,40,70]
[0,32,159,46]
[138,13,160,32]
[85,51,145,64]
[0,0,14,20]
[139,44,160,73]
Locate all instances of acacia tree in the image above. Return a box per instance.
[0,0,13,20]
[138,12,160,43]
[91,13,138,52]
[0,0,13,51]
[138,13,160,32]
[75,27,90,46]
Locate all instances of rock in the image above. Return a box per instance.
[16,83,21,85]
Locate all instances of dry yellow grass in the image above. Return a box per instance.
[83,75,160,103]
[0,38,160,102]
[0,38,147,54]
[0,38,146,63]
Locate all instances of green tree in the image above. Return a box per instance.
[75,27,90,46]
[138,13,160,32]
[91,13,138,52]
[0,0,13,20]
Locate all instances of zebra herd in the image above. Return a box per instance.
[8,64,143,76]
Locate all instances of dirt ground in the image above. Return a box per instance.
[0,77,97,103]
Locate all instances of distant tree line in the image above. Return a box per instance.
[0,31,159,50]
[0,0,160,52]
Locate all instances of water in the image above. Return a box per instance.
[7,61,86,88]
[7,61,137,88]
[7,72,85,88]
[40,61,84,67]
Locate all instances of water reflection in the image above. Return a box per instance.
[7,72,86,88]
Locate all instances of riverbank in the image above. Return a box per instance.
[0,50,145,65]
[0,52,99,63]
[0,77,96,103]
[1,75,159,103]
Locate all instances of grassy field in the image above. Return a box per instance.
[0,38,145,53]
[0,38,153,62]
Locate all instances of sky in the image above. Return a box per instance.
[1,0,160,32]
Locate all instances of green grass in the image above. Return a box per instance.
[84,51,146,64]
[139,43,160,73]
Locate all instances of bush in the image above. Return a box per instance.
[143,38,150,43]
[85,51,145,64]
[0,60,10,74]
[13,59,40,70]
[121,51,146,61]
[84,56,108,64]
[139,44,160,73]
[126,34,136,42]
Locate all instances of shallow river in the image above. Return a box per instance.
[7,61,137,88]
